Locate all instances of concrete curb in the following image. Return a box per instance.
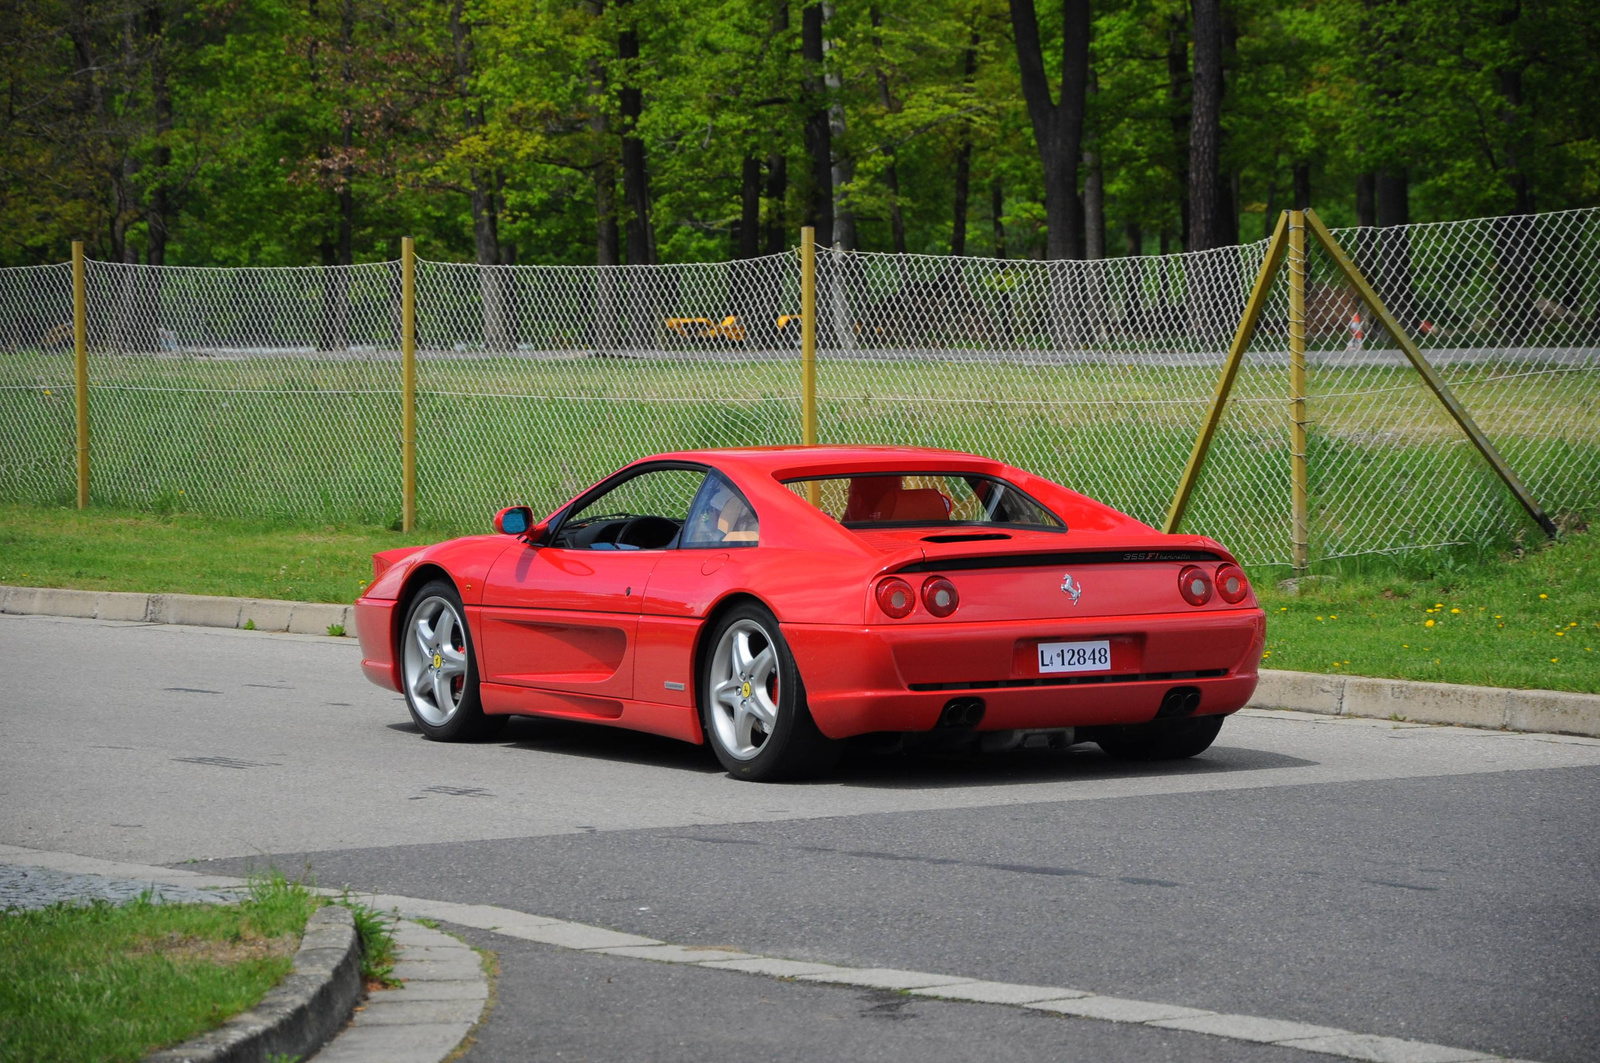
[146,904,364,1063]
[312,918,491,1063]
[1248,668,1600,738]
[0,585,353,636]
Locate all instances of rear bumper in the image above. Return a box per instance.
[784,610,1265,739]
[355,596,400,692]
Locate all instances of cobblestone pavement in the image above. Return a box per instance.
[0,863,242,911]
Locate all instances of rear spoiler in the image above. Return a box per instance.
[895,547,1226,574]
[373,545,427,580]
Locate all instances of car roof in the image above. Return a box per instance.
[643,445,1007,478]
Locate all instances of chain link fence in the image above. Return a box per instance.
[1,208,1595,567]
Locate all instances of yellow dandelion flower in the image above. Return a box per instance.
[1425,619,1435,627]
[1557,632,1565,637]
[1434,603,1443,608]
[1450,608,1460,614]
[1539,594,1548,599]
[1330,614,1338,619]
[1551,657,1559,663]
[1402,644,1409,648]
[1317,616,1324,621]
[1494,614,1502,618]
[1332,662,1341,667]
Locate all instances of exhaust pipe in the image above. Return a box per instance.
[1156,685,1202,719]
[938,697,986,729]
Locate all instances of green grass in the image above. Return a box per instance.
[0,503,434,603]
[1255,526,1600,693]
[0,874,320,1063]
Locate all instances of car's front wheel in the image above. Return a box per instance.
[401,580,506,742]
[700,603,838,781]
[1091,713,1225,760]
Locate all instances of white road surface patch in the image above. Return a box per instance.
[0,843,1542,1063]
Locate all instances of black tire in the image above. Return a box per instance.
[1092,713,1225,761]
[698,602,839,782]
[399,580,507,742]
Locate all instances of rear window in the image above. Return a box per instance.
[783,473,1064,530]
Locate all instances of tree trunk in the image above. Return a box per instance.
[1083,148,1104,260]
[1188,0,1222,252]
[1124,221,1144,331]
[801,4,832,246]
[450,0,508,349]
[1292,161,1311,210]
[870,7,907,255]
[951,140,972,256]
[738,155,762,259]
[1166,12,1190,250]
[145,2,170,266]
[1494,49,1540,342]
[1008,0,1089,261]
[617,2,653,266]
[1356,171,1375,226]
[991,179,1006,259]
[1375,167,1419,333]
[764,152,787,254]
[950,27,979,256]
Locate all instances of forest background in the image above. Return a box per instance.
[2,0,1597,270]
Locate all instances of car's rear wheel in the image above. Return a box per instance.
[1092,713,1225,761]
[700,603,838,782]
[401,580,506,742]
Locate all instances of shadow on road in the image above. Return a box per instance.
[384,716,1314,787]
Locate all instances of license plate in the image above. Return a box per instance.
[1037,639,1112,674]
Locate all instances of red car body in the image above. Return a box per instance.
[355,446,1264,747]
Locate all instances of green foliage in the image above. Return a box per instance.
[3,0,1593,267]
[333,892,400,985]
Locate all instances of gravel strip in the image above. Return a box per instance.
[0,863,243,911]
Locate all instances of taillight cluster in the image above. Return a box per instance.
[1178,563,1250,606]
[875,575,960,619]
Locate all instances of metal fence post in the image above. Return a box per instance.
[800,226,817,448]
[72,240,89,510]
[1163,212,1290,534]
[401,236,417,532]
[1288,210,1310,575]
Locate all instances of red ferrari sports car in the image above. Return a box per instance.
[355,446,1264,781]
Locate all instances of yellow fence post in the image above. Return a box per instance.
[1288,210,1310,575]
[1163,211,1290,534]
[401,236,417,532]
[800,226,818,447]
[1302,209,1557,538]
[72,240,89,510]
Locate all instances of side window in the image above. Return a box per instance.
[556,468,708,550]
[682,474,760,548]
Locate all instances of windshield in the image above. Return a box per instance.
[783,473,1063,530]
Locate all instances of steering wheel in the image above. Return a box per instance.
[616,515,679,550]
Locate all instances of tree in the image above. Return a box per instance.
[1009,0,1091,259]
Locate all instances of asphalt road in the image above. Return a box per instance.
[4,612,1598,1063]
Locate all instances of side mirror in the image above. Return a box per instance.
[493,505,534,536]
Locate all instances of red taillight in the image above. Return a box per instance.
[921,576,959,618]
[1215,563,1249,604]
[1178,565,1213,606]
[876,577,916,618]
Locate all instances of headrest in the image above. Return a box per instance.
[886,488,952,522]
